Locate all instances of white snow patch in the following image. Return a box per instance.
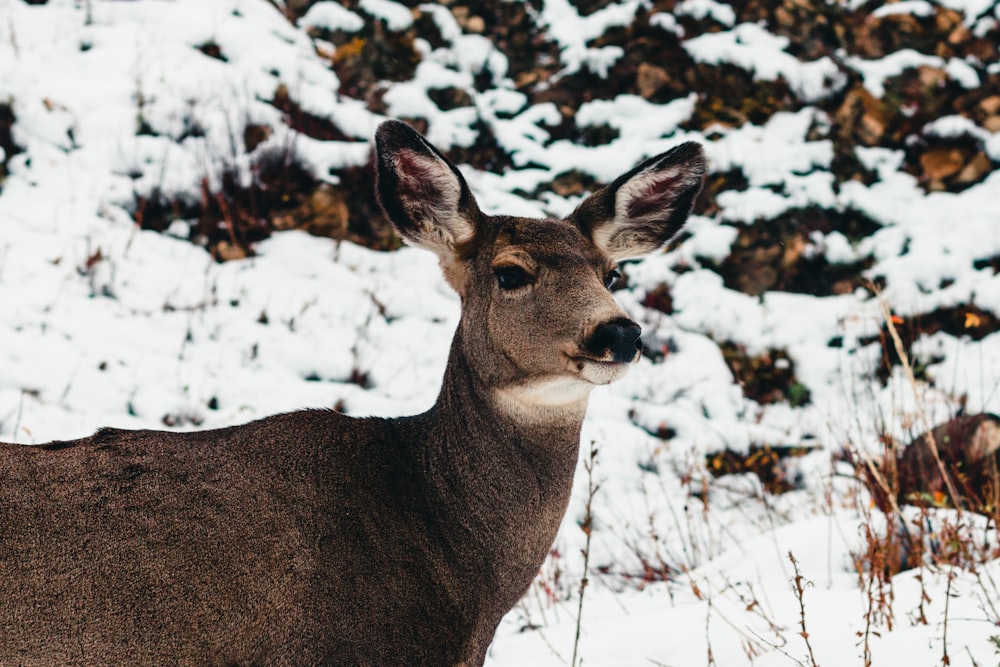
[873,0,935,18]
[683,23,845,101]
[359,0,413,31]
[675,0,736,27]
[300,2,365,33]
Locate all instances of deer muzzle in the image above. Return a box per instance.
[585,318,642,364]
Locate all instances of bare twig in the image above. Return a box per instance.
[705,591,717,667]
[13,388,26,445]
[788,551,819,667]
[6,17,18,60]
[571,442,600,667]
[874,286,963,512]
[942,567,954,666]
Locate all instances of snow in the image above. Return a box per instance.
[649,11,684,37]
[675,0,737,27]
[575,94,696,140]
[300,2,365,33]
[359,0,413,32]
[2,0,1000,665]
[683,23,846,101]
[539,0,643,75]
[872,0,935,18]
[848,49,982,97]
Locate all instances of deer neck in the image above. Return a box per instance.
[413,334,586,587]
[432,333,587,479]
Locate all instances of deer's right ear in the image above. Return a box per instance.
[572,142,705,261]
[375,121,479,292]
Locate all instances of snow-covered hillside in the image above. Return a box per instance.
[2,0,1000,664]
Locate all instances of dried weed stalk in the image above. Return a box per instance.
[788,552,819,667]
[571,441,600,667]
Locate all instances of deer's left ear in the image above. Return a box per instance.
[375,120,481,295]
[571,142,706,261]
[375,120,480,258]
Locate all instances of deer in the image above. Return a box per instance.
[0,120,705,666]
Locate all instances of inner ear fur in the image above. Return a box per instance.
[572,141,706,261]
[375,120,481,294]
[375,121,480,251]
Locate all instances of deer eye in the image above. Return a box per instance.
[495,266,532,290]
[604,269,621,290]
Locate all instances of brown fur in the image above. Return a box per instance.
[0,121,704,665]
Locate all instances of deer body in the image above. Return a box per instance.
[0,121,704,665]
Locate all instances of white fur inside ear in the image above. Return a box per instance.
[590,224,649,262]
[613,164,685,228]
[395,150,474,249]
[588,164,688,260]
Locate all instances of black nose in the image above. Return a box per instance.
[586,319,642,363]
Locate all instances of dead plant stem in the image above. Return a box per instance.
[788,552,819,667]
[13,388,25,445]
[571,442,600,667]
[874,287,963,511]
[942,568,953,666]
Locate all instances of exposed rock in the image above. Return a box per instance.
[891,414,1000,514]
[712,207,879,297]
[834,85,889,147]
[910,134,993,193]
[860,413,1000,516]
[636,62,671,100]
[427,87,475,111]
[271,84,350,141]
[641,283,673,315]
[243,123,273,153]
[0,101,21,187]
[920,145,967,183]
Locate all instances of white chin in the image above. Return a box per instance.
[577,359,632,385]
[495,375,594,415]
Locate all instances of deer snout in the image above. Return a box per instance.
[586,318,642,363]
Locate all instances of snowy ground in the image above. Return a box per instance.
[2,0,1000,664]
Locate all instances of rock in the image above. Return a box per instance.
[636,62,670,100]
[549,170,597,198]
[466,15,485,34]
[917,65,948,89]
[897,413,1000,512]
[980,95,1000,116]
[427,87,474,110]
[979,96,1000,132]
[213,240,248,262]
[834,85,888,146]
[919,146,966,182]
[298,185,350,238]
[243,123,273,153]
[641,283,673,314]
[955,152,992,185]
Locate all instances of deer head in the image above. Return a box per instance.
[375,120,705,419]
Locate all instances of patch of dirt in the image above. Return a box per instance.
[719,342,811,407]
[711,207,880,297]
[706,444,817,494]
[864,304,1000,384]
